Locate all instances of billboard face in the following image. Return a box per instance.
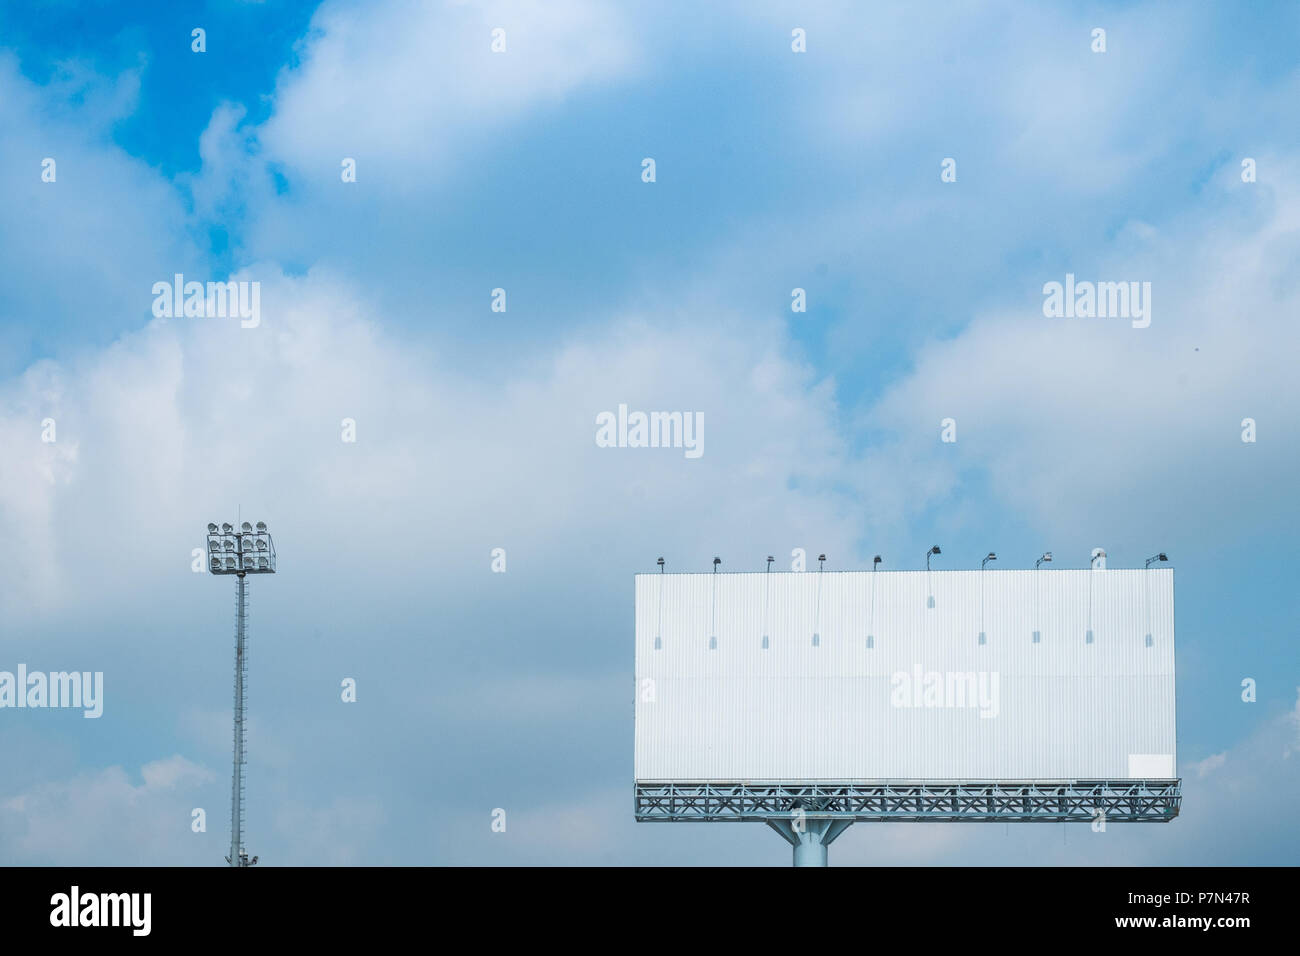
[634,569,1176,782]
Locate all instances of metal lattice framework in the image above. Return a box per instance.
[230,575,249,866]
[635,780,1181,823]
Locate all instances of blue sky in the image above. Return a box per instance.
[0,0,1297,865]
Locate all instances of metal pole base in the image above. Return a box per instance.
[767,819,852,867]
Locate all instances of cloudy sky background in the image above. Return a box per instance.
[1,0,1297,864]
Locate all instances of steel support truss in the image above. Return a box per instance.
[635,779,1182,824]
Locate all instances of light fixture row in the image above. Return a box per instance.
[652,550,1168,571]
[207,521,267,534]
[210,554,273,573]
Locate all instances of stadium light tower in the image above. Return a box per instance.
[206,519,276,868]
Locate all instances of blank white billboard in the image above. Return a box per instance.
[633,568,1176,782]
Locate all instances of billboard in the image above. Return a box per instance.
[634,568,1176,783]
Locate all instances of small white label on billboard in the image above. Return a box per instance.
[1127,753,1174,778]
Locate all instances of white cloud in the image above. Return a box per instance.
[267,795,386,865]
[0,263,860,632]
[0,756,215,865]
[259,0,638,184]
[1191,752,1227,778]
[0,54,201,363]
[854,153,1300,543]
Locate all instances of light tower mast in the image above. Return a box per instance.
[206,520,276,867]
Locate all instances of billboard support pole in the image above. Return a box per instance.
[767,818,853,867]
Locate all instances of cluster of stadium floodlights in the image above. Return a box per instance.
[205,521,276,574]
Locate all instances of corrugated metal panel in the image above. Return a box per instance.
[633,568,1175,782]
